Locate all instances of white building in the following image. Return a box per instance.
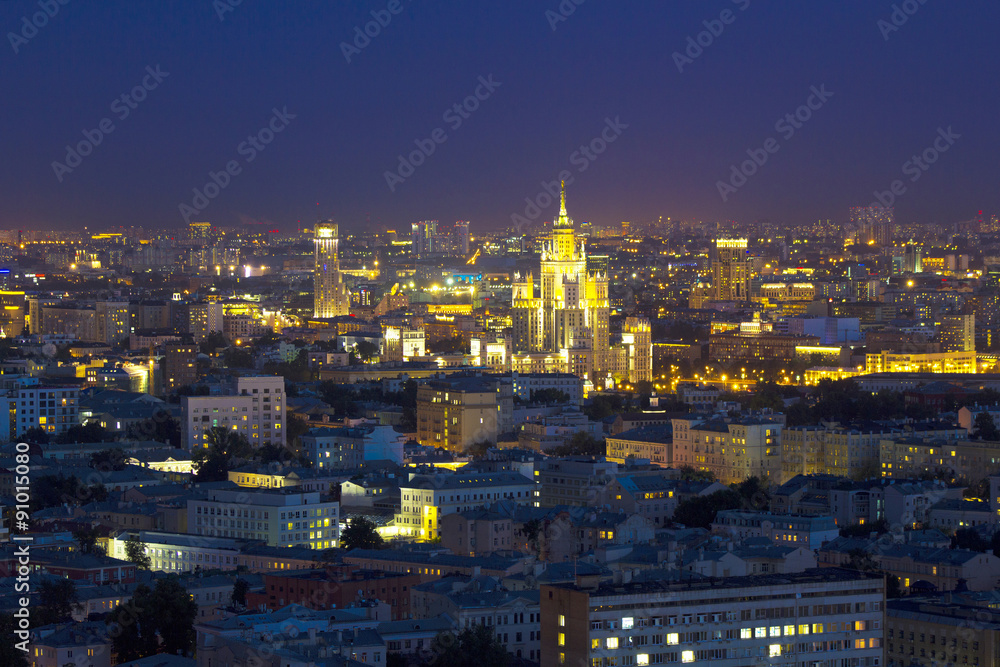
[14,385,80,438]
[182,375,285,449]
[108,530,243,573]
[189,486,339,549]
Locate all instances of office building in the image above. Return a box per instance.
[313,220,350,318]
[0,290,25,337]
[182,375,285,448]
[938,313,975,352]
[189,486,339,549]
[540,569,885,667]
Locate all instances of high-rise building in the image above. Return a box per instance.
[711,238,750,302]
[453,220,470,256]
[851,205,893,247]
[189,221,211,241]
[163,341,198,394]
[511,184,610,381]
[939,313,975,352]
[188,301,224,342]
[313,221,350,318]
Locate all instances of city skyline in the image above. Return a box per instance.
[1,2,998,232]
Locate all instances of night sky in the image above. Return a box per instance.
[1,0,997,233]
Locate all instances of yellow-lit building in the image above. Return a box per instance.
[313,221,350,318]
[511,184,609,382]
[803,366,862,386]
[866,350,977,374]
[0,290,25,337]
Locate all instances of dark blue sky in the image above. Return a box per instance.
[1,0,997,233]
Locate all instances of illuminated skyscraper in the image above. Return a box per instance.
[851,206,893,247]
[711,238,750,302]
[313,221,350,318]
[189,221,211,241]
[511,184,610,381]
[453,220,470,256]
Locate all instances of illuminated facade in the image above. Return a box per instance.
[511,184,609,381]
[711,238,750,301]
[865,350,977,374]
[0,290,25,337]
[313,221,350,318]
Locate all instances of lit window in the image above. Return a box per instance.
[682,651,695,663]
[637,655,649,666]
[755,627,766,638]
[769,644,781,658]
[558,633,565,647]
[667,633,679,645]
[606,638,618,650]
[622,617,633,630]
[559,615,565,627]
[740,629,751,639]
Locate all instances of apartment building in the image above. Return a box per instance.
[671,416,782,484]
[14,385,80,438]
[887,597,1000,667]
[881,437,1000,480]
[189,486,339,549]
[712,510,840,549]
[108,530,243,573]
[541,569,886,667]
[416,375,513,452]
[536,456,616,508]
[182,374,284,448]
[396,471,534,540]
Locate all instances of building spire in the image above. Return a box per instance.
[555,181,572,228]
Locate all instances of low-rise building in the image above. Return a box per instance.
[711,510,840,549]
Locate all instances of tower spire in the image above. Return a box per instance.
[559,180,567,217]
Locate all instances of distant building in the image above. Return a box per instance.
[313,220,350,318]
[416,375,513,452]
[711,237,750,301]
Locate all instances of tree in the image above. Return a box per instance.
[886,574,902,598]
[56,421,114,444]
[672,489,743,529]
[193,427,252,481]
[0,615,29,666]
[547,431,605,457]
[107,576,196,661]
[340,517,385,551]
[125,534,152,570]
[74,525,105,555]
[427,334,465,355]
[678,466,715,482]
[90,448,127,471]
[199,331,228,354]
[529,388,570,405]
[36,578,78,626]
[22,426,49,445]
[231,578,249,608]
[127,412,182,447]
[223,346,255,368]
[354,340,380,363]
[465,440,493,458]
[974,412,1000,441]
[152,576,197,655]
[430,624,512,667]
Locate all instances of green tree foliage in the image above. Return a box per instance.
[583,394,631,421]
[785,379,934,427]
[36,578,79,626]
[107,577,196,661]
[974,412,1000,441]
[90,448,127,471]
[429,624,512,667]
[427,334,465,355]
[263,348,312,383]
[125,534,152,570]
[465,440,494,458]
[193,427,252,481]
[340,517,385,551]
[0,615,29,666]
[354,340,380,363]
[32,474,107,511]
[671,476,770,528]
[839,518,889,538]
[678,466,716,482]
[126,412,182,447]
[56,421,115,444]
[199,331,228,354]
[231,579,249,608]
[547,431,606,457]
[22,426,49,444]
[528,388,570,405]
[73,525,105,555]
[952,527,990,552]
[223,346,255,368]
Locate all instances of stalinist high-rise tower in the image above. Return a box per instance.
[313,221,350,318]
[511,184,610,381]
